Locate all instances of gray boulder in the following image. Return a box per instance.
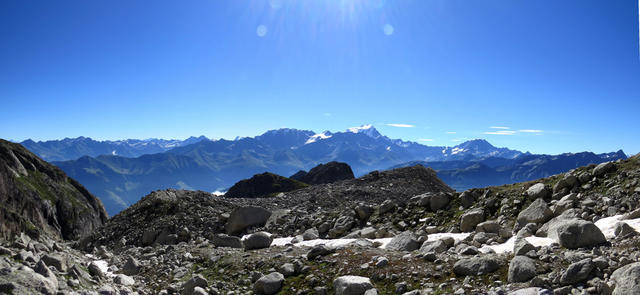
[41,254,67,272]
[593,162,615,177]
[386,232,421,252]
[243,232,273,250]
[513,238,537,256]
[508,256,536,283]
[253,272,285,295]
[419,240,448,254]
[526,183,550,200]
[611,262,640,295]
[212,234,243,248]
[225,206,272,234]
[517,198,553,226]
[560,258,594,285]
[333,275,374,295]
[459,191,476,208]
[329,215,357,238]
[378,200,397,214]
[302,228,320,240]
[460,209,485,232]
[355,204,374,221]
[87,261,104,278]
[453,256,501,276]
[307,245,334,260]
[122,256,141,275]
[547,219,606,249]
[476,220,501,234]
[429,192,451,211]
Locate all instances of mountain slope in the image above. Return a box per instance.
[0,139,108,240]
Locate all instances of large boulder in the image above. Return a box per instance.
[290,161,355,185]
[243,232,273,250]
[253,272,285,295]
[453,256,501,276]
[611,262,640,295]
[559,258,594,285]
[547,219,606,249]
[460,209,485,232]
[225,172,308,198]
[329,215,357,238]
[508,256,536,283]
[225,206,272,235]
[517,198,553,226]
[419,240,448,254]
[333,276,374,295]
[593,162,615,177]
[526,183,550,200]
[385,232,421,252]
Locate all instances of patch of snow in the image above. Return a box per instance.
[386,146,391,151]
[111,150,117,156]
[595,215,640,239]
[84,255,115,278]
[270,232,470,250]
[479,236,556,254]
[595,215,623,239]
[479,215,640,254]
[305,132,332,144]
[451,147,466,155]
[212,191,226,196]
[347,124,373,133]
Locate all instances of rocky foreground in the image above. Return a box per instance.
[1,140,640,294]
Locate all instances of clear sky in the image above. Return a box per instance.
[1,0,639,155]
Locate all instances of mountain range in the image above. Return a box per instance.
[20,136,208,162]
[20,125,626,215]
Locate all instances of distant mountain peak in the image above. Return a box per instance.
[346,124,382,139]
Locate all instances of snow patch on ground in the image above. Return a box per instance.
[85,254,115,278]
[270,233,470,250]
[270,215,640,254]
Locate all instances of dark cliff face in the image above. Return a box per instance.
[0,139,108,240]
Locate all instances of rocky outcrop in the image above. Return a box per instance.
[225,172,308,198]
[290,161,355,185]
[0,139,107,240]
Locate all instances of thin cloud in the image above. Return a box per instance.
[386,123,415,128]
[446,131,457,134]
[519,129,543,133]
[484,130,517,135]
[489,126,510,129]
[323,113,332,117]
[419,139,434,142]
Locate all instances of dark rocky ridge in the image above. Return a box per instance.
[224,172,309,198]
[290,161,355,185]
[0,139,107,240]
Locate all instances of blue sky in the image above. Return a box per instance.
[1,0,639,155]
